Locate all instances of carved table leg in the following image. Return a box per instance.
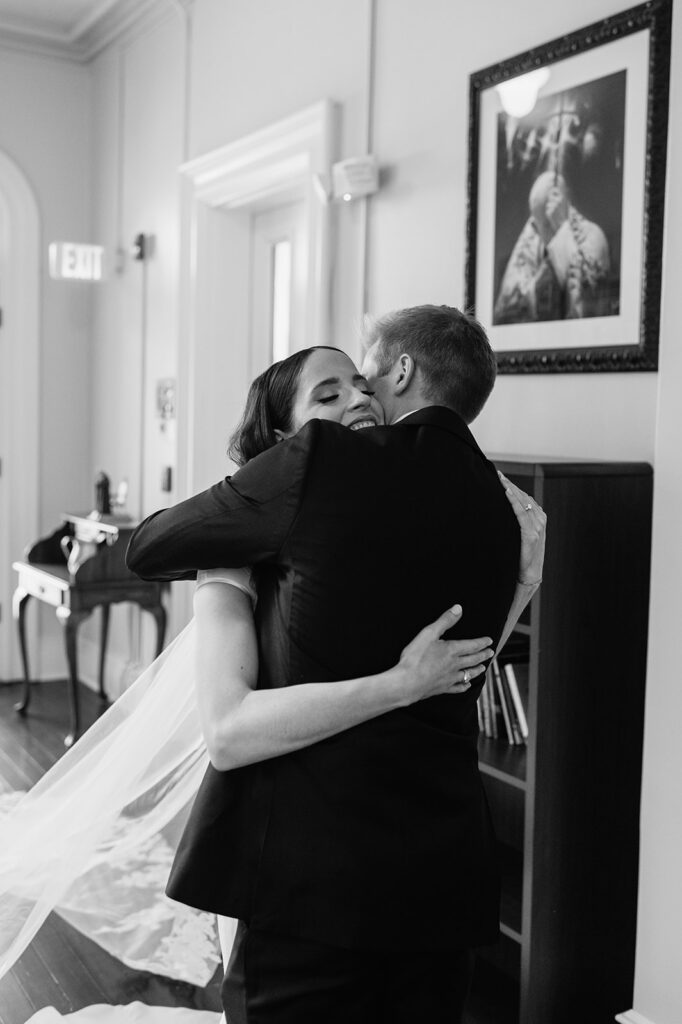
[98,604,111,700]
[12,587,32,714]
[57,606,88,747]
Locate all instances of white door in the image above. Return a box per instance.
[249,200,308,379]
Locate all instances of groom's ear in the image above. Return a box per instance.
[394,354,415,394]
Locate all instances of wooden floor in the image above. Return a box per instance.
[0,679,515,1024]
[0,679,223,1024]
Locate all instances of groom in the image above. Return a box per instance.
[127,305,521,1023]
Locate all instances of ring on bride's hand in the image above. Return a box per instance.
[524,502,533,511]
[463,669,471,684]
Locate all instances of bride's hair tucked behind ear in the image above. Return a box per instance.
[228,346,339,465]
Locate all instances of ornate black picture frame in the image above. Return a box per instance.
[465,0,671,373]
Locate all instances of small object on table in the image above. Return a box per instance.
[94,471,112,516]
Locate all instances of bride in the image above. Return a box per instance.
[0,344,545,1023]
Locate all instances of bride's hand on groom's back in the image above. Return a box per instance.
[498,471,547,587]
[394,605,493,703]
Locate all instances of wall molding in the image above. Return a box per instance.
[181,100,337,212]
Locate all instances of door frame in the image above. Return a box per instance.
[171,100,338,631]
[0,150,40,681]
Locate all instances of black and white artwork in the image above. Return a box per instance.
[466,0,672,372]
[492,71,625,327]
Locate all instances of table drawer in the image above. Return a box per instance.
[19,571,68,608]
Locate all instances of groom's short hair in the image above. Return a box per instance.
[363,305,497,424]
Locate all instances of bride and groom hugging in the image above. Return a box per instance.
[127,303,546,1024]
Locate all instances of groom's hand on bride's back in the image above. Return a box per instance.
[393,605,493,704]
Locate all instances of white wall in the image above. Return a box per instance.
[87,8,187,685]
[0,49,92,531]
[90,11,185,525]
[190,0,374,353]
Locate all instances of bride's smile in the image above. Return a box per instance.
[279,347,385,437]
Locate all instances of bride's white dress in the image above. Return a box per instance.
[0,569,255,1024]
[25,1007,220,1023]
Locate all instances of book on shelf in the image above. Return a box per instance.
[478,665,499,740]
[492,657,520,745]
[504,662,529,741]
[477,658,529,746]
[479,670,495,738]
[489,667,499,741]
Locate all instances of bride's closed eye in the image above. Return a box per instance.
[318,387,375,405]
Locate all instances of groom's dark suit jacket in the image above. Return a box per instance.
[127,407,520,952]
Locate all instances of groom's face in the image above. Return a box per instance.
[361,341,396,424]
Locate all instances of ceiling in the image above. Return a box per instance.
[0,0,173,59]
[0,0,121,43]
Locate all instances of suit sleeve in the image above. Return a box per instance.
[126,421,317,582]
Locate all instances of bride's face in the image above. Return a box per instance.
[284,349,385,436]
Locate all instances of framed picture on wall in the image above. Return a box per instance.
[465,0,672,373]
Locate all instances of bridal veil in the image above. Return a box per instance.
[0,621,225,988]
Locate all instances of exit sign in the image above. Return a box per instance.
[49,242,105,281]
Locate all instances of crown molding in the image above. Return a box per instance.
[0,0,192,64]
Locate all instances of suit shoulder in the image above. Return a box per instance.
[228,419,319,501]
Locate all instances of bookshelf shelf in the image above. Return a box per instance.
[509,621,531,636]
[500,921,523,945]
[475,457,652,1024]
[478,736,526,789]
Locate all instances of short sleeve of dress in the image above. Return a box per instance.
[195,567,257,606]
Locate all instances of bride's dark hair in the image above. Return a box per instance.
[228,346,341,466]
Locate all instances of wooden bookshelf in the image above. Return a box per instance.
[475,457,652,1024]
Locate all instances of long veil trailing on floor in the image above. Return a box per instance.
[23,1007,221,1024]
[0,621,228,992]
